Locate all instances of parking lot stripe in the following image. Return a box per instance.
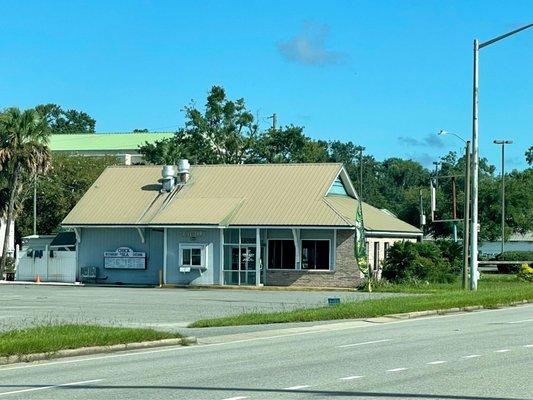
[336,339,392,348]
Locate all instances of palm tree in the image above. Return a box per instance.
[0,108,51,275]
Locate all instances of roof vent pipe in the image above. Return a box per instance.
[178,159,190,183]
[161,165,176,192]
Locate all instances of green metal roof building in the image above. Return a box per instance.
[50,132,174,164]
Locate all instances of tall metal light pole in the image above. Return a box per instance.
[493,140,513,255]
[438,130,470,289]
[470,23,532,291]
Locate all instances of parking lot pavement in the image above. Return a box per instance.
[0,285,403,334]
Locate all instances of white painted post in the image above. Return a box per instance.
[163,228,167,284]
[220,228,224,285]
[255,228,261,286]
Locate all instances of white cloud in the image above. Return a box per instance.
[277,22,347,67]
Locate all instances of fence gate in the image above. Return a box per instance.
[16,249,77,283]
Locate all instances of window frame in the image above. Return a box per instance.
[301,239,331,271]
[266,239,296,270]
[179,243,207,268]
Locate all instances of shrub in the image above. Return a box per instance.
[517,263,533,282]
[494,251,533,273]
[382,241,457,284]
[4,257,15,273]
[435,240,463,274]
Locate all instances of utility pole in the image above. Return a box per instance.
[452,176,458,242]
[493,140,513,255]
[269,113,277,130]
[463,141,471,290]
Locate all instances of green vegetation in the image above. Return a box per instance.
[15,154,119,239]
[0,324,182,359]
[189,275,532,328]
[518,264,533,282]
[382,241,462,284]
[0,107,52,274]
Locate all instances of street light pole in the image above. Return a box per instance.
[471,39,479,290]
[493,140,513,255]
[470,23,532,291]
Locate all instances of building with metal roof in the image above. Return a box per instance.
[63,162,421,287]
[50,132,174,165]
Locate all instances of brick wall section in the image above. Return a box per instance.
[266,230,362,288]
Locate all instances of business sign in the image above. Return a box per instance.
[104,247,146,270]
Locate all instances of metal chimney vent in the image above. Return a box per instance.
[178,159,190,183]
[161,165,176,192]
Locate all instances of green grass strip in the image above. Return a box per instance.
[189,278,533,328]
[0,324,182,358]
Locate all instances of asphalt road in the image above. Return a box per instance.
[0,284,402,332]
[1,304,531,399]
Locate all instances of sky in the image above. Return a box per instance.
[1,0,531,171]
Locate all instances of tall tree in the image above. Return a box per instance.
[139,86,258,164]
[35,103,96,134]
[526,146,533,165]
[0,108,52,273]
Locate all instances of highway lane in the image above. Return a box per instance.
[0,305,531,399]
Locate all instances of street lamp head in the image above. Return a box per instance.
[438,130,448,136]
[493,140,513,145]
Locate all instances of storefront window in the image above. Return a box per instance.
[268,240,295,269]
[301,240,329,270]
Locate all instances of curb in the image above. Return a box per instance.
[160,284,358,293]
[384,299,532,320]
[0,336,197,366]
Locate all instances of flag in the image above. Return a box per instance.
[354,200,369,278]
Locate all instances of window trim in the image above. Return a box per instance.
[179,243,208,268]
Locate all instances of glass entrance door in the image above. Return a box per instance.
[225,246,263,285]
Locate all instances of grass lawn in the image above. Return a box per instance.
[189,274,532,328]
[0,324,182,359]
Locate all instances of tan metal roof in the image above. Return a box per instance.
[62,163,420,233]
[325,196,422,233]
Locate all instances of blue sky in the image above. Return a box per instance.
[1,1,531,170]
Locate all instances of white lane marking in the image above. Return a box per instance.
[387,368,407,372]
[222,397,248,400]
[0,379,103,397]
[495,349,510,353]
[506,318,533,324]
[284,385,311,390]
[462,354,481,359]
[1,304,531,372]
[525,344,533,348]
[337,339,392,348]
[427,361,446,365]
[340,375,363,380]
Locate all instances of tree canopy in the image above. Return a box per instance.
[138,86,532,242]
[35,103,96,134]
